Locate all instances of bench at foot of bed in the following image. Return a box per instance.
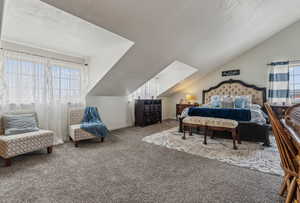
[182,116,240,150]
[179,117,270,147]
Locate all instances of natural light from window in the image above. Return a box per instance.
[289,65,300,103]
[4,58,82,104]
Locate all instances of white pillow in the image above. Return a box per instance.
[221,95,234,108]
[250,104,261,110]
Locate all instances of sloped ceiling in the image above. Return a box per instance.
[2,0,133,92]
[42,0,300,96]
[130,60,197,99]
[156,61,197,97]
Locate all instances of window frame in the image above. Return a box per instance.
[3,57,83,104]
[289,64,300,103]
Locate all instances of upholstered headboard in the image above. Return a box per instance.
[202,79,267,106]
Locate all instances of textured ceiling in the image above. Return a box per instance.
[2,0,133,92]
[41,0,300,96]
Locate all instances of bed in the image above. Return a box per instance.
[179,79,270,146]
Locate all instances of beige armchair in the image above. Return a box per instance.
[68,108,103,147]
[0,112,54,167]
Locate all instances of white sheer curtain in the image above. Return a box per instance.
[0,50,87,144]
[0,53,5,105]
[129,77,160,101]
[289,64,300,104]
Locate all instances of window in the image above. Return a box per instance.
[4,58,46,103]
[3,57,83,104]
[289,65,300,103]
[129,77,160,101]
[51,65,81,101]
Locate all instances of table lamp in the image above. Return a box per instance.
[185,94,197,104]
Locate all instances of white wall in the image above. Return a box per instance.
[86,96,133,130]
[160,97,172,120]
[168,20,300,118]
[86,96,173,130]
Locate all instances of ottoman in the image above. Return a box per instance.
[182,116,240,150]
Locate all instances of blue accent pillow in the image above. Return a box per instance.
[3,114,39,135]
[234,97,246,108]
[210,95,221,108]
[234,96,251,109]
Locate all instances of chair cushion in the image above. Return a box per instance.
[183,116,238,129]
[0,129,54,159]
[69,124,96,141]
[183,116,207,125]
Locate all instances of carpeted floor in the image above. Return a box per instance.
[0,120,283,203]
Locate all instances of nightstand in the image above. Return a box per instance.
[176,103,199,120]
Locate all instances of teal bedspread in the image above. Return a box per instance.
[188,107,251,121]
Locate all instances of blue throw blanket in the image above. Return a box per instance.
[80,107,108,138]
[188,107,251,121]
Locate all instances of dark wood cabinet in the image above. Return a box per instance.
[135,99,162,127]
[176,104,199,120]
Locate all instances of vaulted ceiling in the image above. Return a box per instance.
[42,0,300,96]
[2,0,134,92]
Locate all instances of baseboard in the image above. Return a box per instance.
[164,117,177,120]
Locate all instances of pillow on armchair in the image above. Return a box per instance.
[3,113,39,135]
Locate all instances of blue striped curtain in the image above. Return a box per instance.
[268,61,290,104]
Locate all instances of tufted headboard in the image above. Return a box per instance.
[0,116,3,135]
[202,79,267,106]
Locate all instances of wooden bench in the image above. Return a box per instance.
[182,116,240,150]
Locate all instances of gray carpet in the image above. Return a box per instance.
[0,120,283,203]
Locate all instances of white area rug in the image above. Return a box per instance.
[143,127,282,176]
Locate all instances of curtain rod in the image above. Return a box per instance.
[0,47,88,66]
[267,60,300,66]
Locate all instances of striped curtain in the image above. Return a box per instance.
[268,61,290,104]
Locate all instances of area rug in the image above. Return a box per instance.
[142,127,282,176]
